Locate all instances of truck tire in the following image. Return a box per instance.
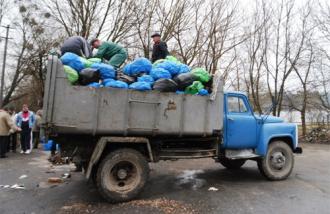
[219,158,246,169]
[257,141,294,181]
[96,148,149,203]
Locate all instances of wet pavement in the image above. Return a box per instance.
[0,143,329,214]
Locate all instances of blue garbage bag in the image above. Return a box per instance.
[104,80,128,89]
[43,140,59,151]
[150,68,171,80]
[154,61,180,76]
[60,52,85,72]
[179,64,190,74]
[129,82,152,91]
[138,75,154,84]
[198,89,209,96]
[123,57,152,76]
[91,63,116,79]
[102,78,115,86]
[87,82,102,88]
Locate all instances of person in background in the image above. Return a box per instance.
[90,39,128,69]
[33,110,42,149]
[6,106,17,153]
[0,106,20,158]
[16,104,35,154]
[151,33,169,63]
[61,36,92,58]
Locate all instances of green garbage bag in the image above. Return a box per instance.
[185,81,204,94]
[88,58,102,64]
[80,57,100,68]
[165,55,181,64]
[191,68,211,83]
[153,58,166,66]
[63,65,79,84]
[153,56,181,66]
[82,57,93,68]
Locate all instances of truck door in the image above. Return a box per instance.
[224,94,257,149]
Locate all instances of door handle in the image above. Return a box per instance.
[228,117,234,121]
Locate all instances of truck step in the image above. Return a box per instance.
[225,149,260,159]
[159,148,217,159]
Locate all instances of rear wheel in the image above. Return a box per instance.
[219,158,246,169]
[96,149,149,203]
[258,141,294,181]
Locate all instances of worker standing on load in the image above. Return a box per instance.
[151,33,169,63]
[90,39,128,69]
[61,36,92,58]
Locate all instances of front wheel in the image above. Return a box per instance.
[96,149,149,203]
[258,141,294,181]
[219,158,246,169]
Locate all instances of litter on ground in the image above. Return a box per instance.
[208,187,219,191]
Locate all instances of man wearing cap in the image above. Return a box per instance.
[61,36,92,58]
[90,39,128,69]
[151,33,169,63]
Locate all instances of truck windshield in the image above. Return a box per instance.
[227,96,248,113]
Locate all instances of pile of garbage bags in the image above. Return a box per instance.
[60,53,212,96]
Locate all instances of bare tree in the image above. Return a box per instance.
[170,0,209,65]
[129,0,158,59]
[315,57,330,112]
[314,1,330,43]
[0,0,8,26]
[240,0,270,114]
[262,0,311,116]
[287,39,315,136]
[44,0,99,38]
[3,23,29,106]
[44,0,136,41]
[200,0,246,75]
[314,0,330,113]
[3,2,60,107]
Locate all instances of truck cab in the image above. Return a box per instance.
[219,92,302,180]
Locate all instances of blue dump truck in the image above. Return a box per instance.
[42,56,302,203]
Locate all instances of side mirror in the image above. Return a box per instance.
[261,96,277,123]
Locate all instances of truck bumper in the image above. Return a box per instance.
[294,147,303,154]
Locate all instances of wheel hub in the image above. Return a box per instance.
[117,169,128,180]
[270,152,286,169]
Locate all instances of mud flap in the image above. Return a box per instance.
[85,140,107,179]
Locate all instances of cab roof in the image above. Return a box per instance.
[224,91,248,96]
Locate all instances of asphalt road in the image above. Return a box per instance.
[0,143,329,214]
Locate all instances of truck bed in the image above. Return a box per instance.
[42,55,224,137]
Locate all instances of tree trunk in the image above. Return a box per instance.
[301,109,306,137]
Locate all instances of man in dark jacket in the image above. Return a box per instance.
[151,33,169,63]
[61,36,92,58]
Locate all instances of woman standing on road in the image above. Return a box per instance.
[16,104,35,154]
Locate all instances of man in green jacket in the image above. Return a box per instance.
[90,39,128,69]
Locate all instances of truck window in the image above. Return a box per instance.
[227,96,248,113]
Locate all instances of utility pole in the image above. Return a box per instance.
[0,25,10,107]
